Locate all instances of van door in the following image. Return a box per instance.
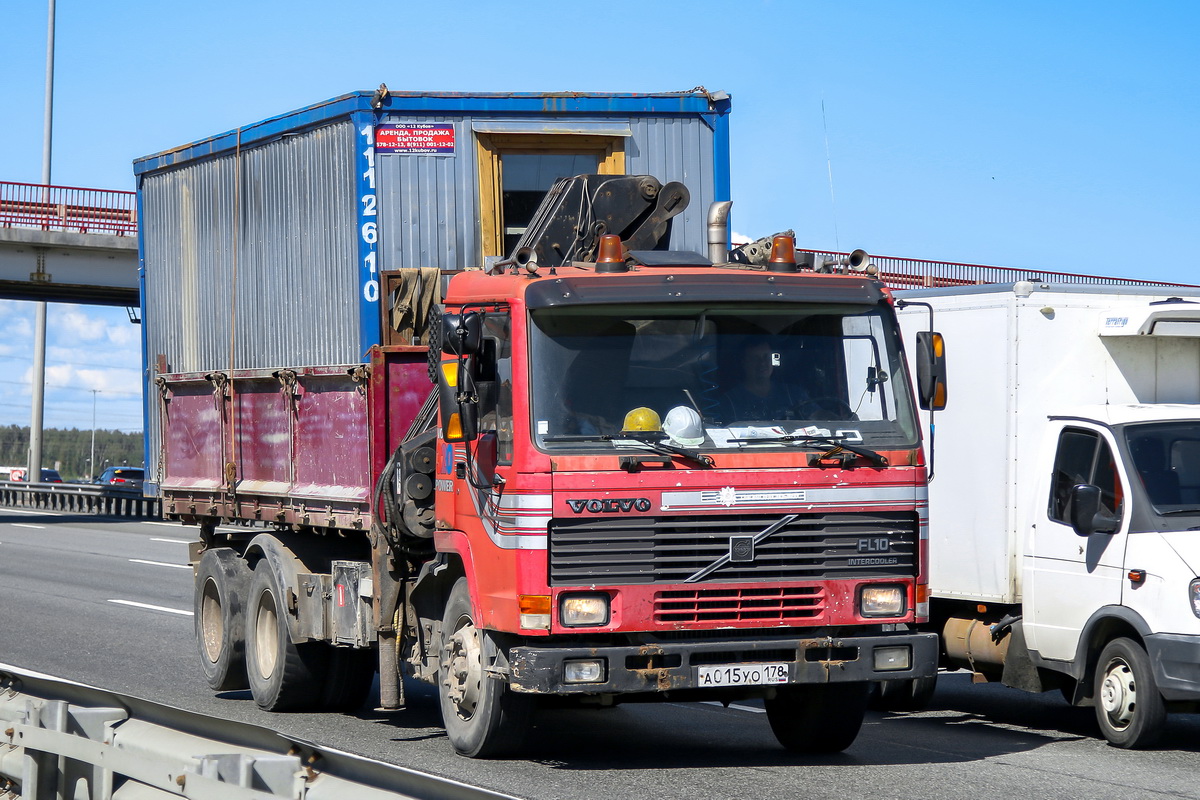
[1024,423,1129,661]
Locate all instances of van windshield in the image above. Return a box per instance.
[528,302,919,452]
[1124,421,1200,518]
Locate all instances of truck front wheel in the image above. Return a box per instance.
[438,578,533,757]
[764,682,869,753]
[1094,638,1167,748]
[194,548,251,691]
[245,561,328,711]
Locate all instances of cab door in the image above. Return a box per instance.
[1024,423,1129,661]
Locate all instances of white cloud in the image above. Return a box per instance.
[54,305,109,342]
[0,301,34,342]
[3,301,144,430]
[731,230,753,245]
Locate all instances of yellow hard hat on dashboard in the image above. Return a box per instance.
[621,407,662,432]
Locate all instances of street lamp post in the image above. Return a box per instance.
[28,0,55,484]
[89,389,98,481]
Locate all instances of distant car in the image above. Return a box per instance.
[11,468,62,482]
[98,466,144,491]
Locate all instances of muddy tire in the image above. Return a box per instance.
[438,578,533,757]
[765,682,869,753]
[244,561,328,711]
[1094,637,1166,749]
[194,548,251,691]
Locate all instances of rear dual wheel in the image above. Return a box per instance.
[244,561,376,712]
[245,562,328,710]
[194,548,251,691]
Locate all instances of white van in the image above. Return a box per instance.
[895,282,1200,748]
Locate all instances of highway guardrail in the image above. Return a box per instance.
[0,481,160,519]
[0,663,517,800]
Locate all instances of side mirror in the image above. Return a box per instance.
[436,359,479,442]
[1069,483,1119,536]
[442,312,483,356]
[915,331,947,411]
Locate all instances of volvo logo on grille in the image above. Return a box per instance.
[857,537,890,553]
[729,536,754,563]
[566,497,652,514]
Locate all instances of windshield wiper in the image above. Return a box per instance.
[543,433,713,469]
[728,433,888,467]
[614,434,714,469]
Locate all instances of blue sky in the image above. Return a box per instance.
[1,0,1198,434]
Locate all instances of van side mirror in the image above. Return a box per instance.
[915,331,947,411]
[1069,484,1119,536]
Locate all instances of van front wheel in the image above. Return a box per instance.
[1094,637,1166,749]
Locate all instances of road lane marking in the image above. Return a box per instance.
[700,701,766,714]
[2,508,63,516]
[129,558,191,570]
[138,520,246,532]
[108,599,193,616]
[150,537,191,544]
[11,523,45,529]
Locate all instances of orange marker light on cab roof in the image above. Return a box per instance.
[768,235,798,272]
[595,234,629,273]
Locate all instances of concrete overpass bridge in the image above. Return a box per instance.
[0,180,138,307]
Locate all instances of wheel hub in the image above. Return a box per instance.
[442,623,483,718]
[1100,659,1137,728]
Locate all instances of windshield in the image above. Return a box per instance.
[1124,421,1200,518]
[529,302,919,452]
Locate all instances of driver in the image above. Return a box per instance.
[720,340,798,421]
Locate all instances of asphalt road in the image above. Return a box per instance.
[3,508,1200,799]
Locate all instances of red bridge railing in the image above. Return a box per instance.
[800,249,1190,290]
[0,181,137,236]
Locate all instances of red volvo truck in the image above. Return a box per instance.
[136,92,940,757]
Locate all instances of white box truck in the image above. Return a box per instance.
[894,281,1200,748]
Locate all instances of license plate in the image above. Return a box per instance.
[696,663,790,687]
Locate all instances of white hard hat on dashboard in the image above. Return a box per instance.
[663,406,705,447]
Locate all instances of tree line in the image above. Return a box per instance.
[0,425,144,481]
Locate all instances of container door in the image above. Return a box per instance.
[475,134,625,257]
[1024,423,1129,661]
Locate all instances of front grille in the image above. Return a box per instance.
[655,587,824,625]
[548,511,917,585]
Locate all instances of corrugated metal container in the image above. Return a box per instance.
[134,89,732,488]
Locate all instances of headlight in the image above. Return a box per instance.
[564,659,606,683]
[1189,578,1200,618]
[560,593,610,627]
[860,585,905,617]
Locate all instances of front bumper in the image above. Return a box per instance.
[1146,633,1200,701]
[508,631,938,695]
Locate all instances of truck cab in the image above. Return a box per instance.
[1025,405,1200,745]
[414,233,940,755]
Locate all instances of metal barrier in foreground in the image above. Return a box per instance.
[0,481,161,519]
[0,664,516,800]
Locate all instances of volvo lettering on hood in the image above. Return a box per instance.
[566,497,653,514]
